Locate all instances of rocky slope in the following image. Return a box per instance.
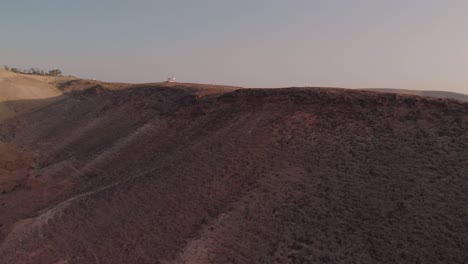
[0,78,467,263]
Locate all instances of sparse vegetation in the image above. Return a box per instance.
[48,69,62,76]
[3,66,62,76]
[0,84,467,263]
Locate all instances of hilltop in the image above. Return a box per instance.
[366,88,468,102]
[0,75,467,263]
[0,69,62,121]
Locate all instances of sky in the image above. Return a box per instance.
[1,0,468,93]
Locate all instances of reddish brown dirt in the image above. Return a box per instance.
[0,83,467,264]
[366,88,468,102]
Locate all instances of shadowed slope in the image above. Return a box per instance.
[366,88,468,102]
[0,84,467,264]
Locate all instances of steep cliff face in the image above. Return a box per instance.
[0,83,467,263]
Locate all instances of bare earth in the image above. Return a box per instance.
[365,88,468,102]
[0,71,467,263]
[0,69,63,121]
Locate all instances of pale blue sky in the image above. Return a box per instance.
[1,0,468,92]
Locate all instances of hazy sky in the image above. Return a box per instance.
[2,0,468,92]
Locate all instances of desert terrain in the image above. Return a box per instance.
[366,88,468,102]
[0,69,63,121]
[0,70,467,263]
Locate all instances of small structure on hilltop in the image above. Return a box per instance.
[167,76,176,83]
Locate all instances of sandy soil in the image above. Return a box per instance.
[0,69,61,101]
[0,69,63,121]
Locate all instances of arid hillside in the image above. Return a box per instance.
[0,69,63,121]
[0,77,467,263]
[366,88,468,102]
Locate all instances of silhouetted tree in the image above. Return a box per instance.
[5,66,63,76]
[48,69,62,76]
[30,68,42,75]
